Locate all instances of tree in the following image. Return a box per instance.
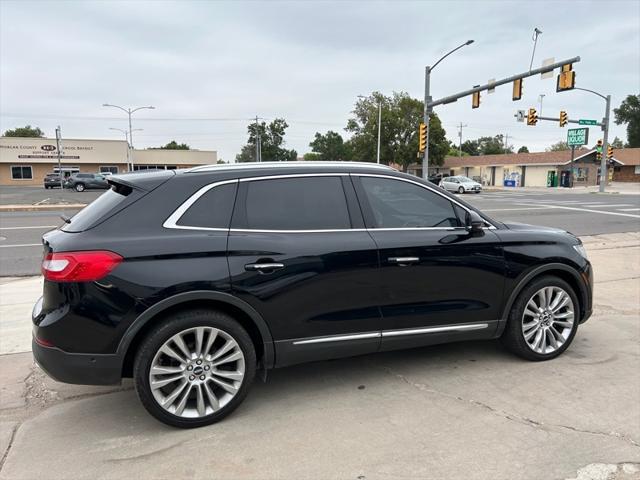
[345,91,448,171]
[303,152,321,161]
[611,137,624,149]
[614,94,640,147]
[460,139,480,156]
[477,135,513,155]
[3,125,44,137]
[447,142,468,157]
[546,141,569,152]
[309,130,351,161]
[517,146,529,153]
[236,118,297,162]
[159,140,190,150]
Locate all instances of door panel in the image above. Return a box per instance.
[352,174,505,351]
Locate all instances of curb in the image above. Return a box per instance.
[0,204,86,212]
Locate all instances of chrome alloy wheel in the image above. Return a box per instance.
[149,327,245,418]
[522,286,575,354]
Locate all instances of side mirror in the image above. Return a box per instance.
[465,210,485,233]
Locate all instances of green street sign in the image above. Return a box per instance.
[567,127,589,146]
[578,119,597,125]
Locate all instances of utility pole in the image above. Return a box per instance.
[55,126,63,190]
[457,123,467,159]
[255,116,260,162]
[504,133,510,153]
[376,102,382,164]
[538,94,545,117]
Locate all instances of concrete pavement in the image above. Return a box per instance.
[0,232,638,480]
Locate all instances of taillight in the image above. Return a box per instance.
[42,251,123,282]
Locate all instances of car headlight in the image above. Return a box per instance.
[573,244,588,259]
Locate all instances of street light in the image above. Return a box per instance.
[567,87,611,193]
[109,127,142,171]
[358,95,383,163]
[102,103,155,169]
[422,40,474,179]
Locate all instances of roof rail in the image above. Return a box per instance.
[186,161,396,173]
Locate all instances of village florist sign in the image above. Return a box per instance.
[567,128,589,147]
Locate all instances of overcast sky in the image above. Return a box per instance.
[1,0,639,161]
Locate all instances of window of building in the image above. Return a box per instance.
[100,166,118,174]
[359,176,462,228]
[10,166,33,180]
[237,177,351,230]
[576,168,588,180]
[176,183,238,229]
[166,165,177,170]
[635,166,640,175]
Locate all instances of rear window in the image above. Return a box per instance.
[62,187,130,232]
[76,173,93,178]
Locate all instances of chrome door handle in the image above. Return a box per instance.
[244,263,285,271]
[388,257,420,266]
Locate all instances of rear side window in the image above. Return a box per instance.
[236,177,351,230]
[176,182,237,229]
[359,176,462,228]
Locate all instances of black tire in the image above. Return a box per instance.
[501,275,579,361]
[134,309,256,428]
[457,186,464,194]
[75,183,85,192]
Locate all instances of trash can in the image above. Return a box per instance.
[546,171,558,187]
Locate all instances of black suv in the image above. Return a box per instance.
[64,173,109,192]
[33,162,593,428]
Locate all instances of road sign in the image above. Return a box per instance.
[516,110,525,122]
[578,119,597,125]
[567,127,589,146]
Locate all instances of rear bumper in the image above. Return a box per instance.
[32,338,122,386]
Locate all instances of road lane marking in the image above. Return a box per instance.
[618,208,640,212]
[0,243,42,248]
[515,203,640,218]
[582,204,634,208]
[482,207,553,212]
[0,225,58,230]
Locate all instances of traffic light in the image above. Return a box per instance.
[607,145,614,159]
[596,139,603,161]
[527,108,538,126]
[472,90,480,109]
[559,111,568,127]
[418,123,427,152]
[512,78,522,101]
[557,64,576,92]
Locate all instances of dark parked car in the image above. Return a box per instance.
[33,162,593,428]
[43,173,63,189]
[64,173,109,192]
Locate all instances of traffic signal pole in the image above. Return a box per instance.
[423,66,431,179]
[598,95,611,193]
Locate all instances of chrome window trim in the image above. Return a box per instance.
[164,172,496,232]
[355,173,497,230]
[291,322,489,345]
[163,179,238,231]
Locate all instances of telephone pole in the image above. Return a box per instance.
[55,126,63,190]
[457,123,467,159]
[255,116,260,162]
[504,133,511,153]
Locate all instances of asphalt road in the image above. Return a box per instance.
[0,185,104,205]
[1,190,639,276]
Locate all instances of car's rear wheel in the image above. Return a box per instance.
[134,309,256,428]
[457,186,464,194]
[75,183,85,192]
[501,276,579,361]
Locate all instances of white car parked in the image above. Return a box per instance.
[440,176,482,194]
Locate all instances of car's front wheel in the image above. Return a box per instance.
[75,183,85,192]
[501,276,579,361]
[134,309,256,428]
[457,186,464,194]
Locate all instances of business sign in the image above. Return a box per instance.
[567,128,589,147]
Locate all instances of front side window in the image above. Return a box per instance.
[238,177,351,230]
[11,166,33,179]
[359,176,462,228]
[176,182,238,229]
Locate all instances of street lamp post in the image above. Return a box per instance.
[109,127,142,171]
[103,104,155,170]
[569,88,611,193]
[358,95,382,163]
[423,40,474,179]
